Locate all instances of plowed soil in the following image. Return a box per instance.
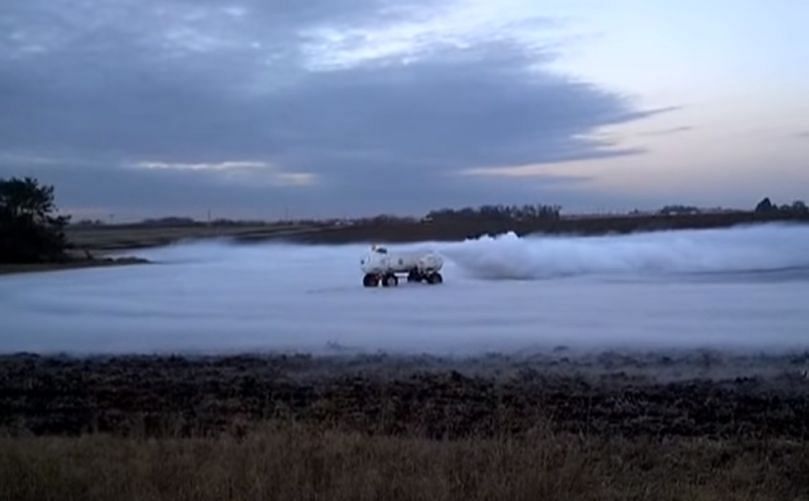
[3,350,808,439]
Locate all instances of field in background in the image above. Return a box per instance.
[0,222,314,274]
[65,222,321,252]
[66,211,809,253]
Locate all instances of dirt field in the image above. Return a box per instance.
[65,222,319,252]
[1,351,808,499]
[64,212,809,252]
[2,350,809,438]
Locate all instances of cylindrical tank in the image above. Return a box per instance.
[360,246,443,275]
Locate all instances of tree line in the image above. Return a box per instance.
[425,204,562,223]
[2,175,808,264]
[754,197,809,216]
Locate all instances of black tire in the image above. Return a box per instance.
[382,274,399,287]
[427,272,443,284]
[407,270,421,283]
[363,274,379,287]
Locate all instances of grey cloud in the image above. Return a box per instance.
[0,0,669,217]
[638,126,693,137]
[5,161,329,220]
[271,43,657,168]
[8,158,599,220]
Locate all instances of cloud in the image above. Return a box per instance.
[459,168,592,185]
[135,161,271,171]
[0,151,65,166]
[637,126,694,137]
[132,160,317,187]
[0,0,668,217]
[270,42,661,170]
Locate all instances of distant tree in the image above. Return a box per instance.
[658,205,700,216]
[369,214,406,224]
[425,204,560,223]
[753,197,809,217]
[754,197,777,214]
[140,216,198,227]
[0,177,70,263]
[791,200,808,216]
[75,218,104,226]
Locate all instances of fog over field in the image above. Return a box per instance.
[2,224,808,355]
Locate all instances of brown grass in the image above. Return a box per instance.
[3,354,808,499]
[1,423,808,501]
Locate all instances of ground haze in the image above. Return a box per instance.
[2,224,808,355]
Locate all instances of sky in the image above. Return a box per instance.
[0,0,807,221]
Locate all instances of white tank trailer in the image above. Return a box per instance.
[360,245,444,287]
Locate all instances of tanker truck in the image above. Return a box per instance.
[360,245,444,287]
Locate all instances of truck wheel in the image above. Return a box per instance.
[363,274,379,287]
[407,270,421,283]
[427,272,443,284]
[382,274,399,287]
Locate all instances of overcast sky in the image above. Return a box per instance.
[1,0,807,220]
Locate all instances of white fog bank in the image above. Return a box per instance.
[1,224,808,355]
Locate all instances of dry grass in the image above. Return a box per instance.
[2,423,808,501]
[3,354,808,499]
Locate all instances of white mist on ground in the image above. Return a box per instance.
[440,223,809,279]
[1,224,808,355]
